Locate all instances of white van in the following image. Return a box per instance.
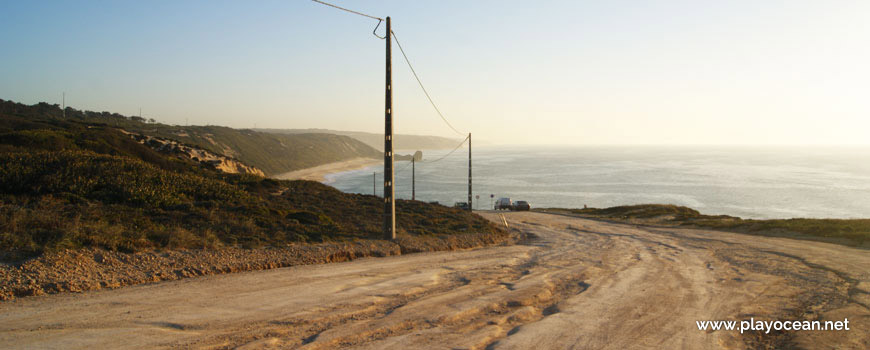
[495,197,512,210]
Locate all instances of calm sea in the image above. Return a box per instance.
[325,146,870,219]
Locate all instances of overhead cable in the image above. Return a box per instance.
[311,0,385,38]
[391,30,466,137]
[422,135,469,164]
[311,0,383,20]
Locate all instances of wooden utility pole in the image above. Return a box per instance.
[62,92,65,118]
[411,158,415,201]
[467,132,472,211]
[383,17,396,240]
[373,172,376,196]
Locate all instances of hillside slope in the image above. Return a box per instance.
[258,128,464,151]
[145,127,379,176]
[0,100,380,176]
[0,99,506,261]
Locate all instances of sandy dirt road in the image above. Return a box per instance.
[1,212,868,349]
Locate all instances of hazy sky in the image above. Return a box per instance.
[1,1,868,145]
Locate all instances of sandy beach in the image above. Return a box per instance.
[274,157,380,182]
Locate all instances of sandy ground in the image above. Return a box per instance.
[1,212,868,349]
[274,158,379,182]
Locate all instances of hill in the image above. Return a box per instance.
[0,100,380,176]
[0,150,502,256]
[0,99,507,261]
[258,128,464,151]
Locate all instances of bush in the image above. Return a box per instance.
[0,100,506,258]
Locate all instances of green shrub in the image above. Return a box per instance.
[0,99,506,258]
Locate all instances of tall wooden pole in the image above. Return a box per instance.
[411,158,415,201]
[468,133,472,212]
[373,172,376,196]
[383,17,396,240]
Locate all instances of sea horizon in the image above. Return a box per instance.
[327,145,870,220]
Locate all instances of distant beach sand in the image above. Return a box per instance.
[274,157,379,182]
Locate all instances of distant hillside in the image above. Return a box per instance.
[122,130,265,176]
[258,128,464,151]
[144,127,380,176]
[0,99,506,259]
[0,100,380,176]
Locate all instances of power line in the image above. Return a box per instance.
[396,160,414,173]
[310,2,471,204]
[314,0,394,238]
[373,135,466,177]
[311,0,383,21]
[423,135,469,163]
[374,157,414,176]
[311,1,466,137]
[391,30,466,137]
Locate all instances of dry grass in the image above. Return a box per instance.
[541,204,870,248]
[0,101,505,261]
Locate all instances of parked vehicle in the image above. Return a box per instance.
[454,202,469,210]
[513,200,531,211]
[495,197,512,210]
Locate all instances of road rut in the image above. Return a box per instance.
[1,212,868,349]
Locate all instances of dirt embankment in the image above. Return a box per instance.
[1,212,868,349]
[0,231,515,301]
[121,129,266,176]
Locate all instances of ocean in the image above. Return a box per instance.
[325,146,870,219]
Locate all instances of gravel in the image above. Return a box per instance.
[0,231,514,301]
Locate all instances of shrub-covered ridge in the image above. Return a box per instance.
[0,99,506,259]
[0,150,503,257]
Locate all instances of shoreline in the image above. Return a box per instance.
[272,157,380,182]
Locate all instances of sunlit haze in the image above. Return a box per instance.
[1,0,868,145]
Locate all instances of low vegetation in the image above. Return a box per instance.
[0,99,380,175]
[0,100,505,261]
[146,126,380,175]
[541,204,870,248]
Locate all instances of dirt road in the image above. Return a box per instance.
[1,212,868,349]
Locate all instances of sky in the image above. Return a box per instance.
[1,0,868,145]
